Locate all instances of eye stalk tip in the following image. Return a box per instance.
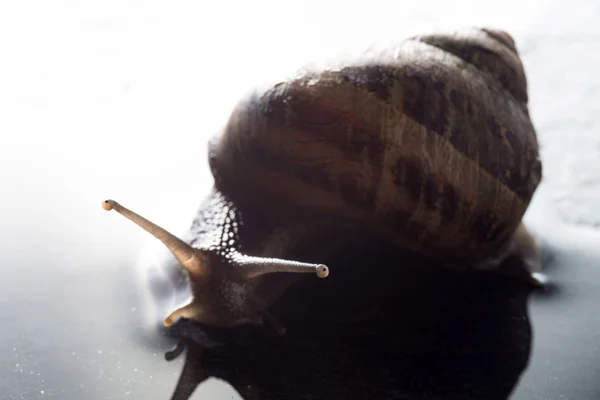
[316,264,329,278]
[102,199,115,211]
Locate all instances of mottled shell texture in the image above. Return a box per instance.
[209,27,542,264]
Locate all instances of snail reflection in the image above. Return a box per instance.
[163,244,540,400]
[104,26,546,399]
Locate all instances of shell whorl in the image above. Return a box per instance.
[209,27,542,264]
[409,27,529,104]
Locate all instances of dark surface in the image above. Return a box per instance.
[162,241,542,400]
[3,190,598,400]
[511,240,600,400]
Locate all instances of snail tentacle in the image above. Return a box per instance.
[102,200,204,274]
[231,253,329,280]
[164,302,201,327]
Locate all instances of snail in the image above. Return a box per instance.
[102,26,544,338]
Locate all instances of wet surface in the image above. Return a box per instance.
[161,246,537,400]
[1,0,600,399]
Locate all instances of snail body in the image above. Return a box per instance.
[103,27,543,334]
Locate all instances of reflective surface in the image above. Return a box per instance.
[1,0,599,399]
[162,244,538,400]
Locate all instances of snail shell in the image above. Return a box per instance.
[103,26,543,334]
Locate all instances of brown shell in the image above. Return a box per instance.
[208,27,542,264]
